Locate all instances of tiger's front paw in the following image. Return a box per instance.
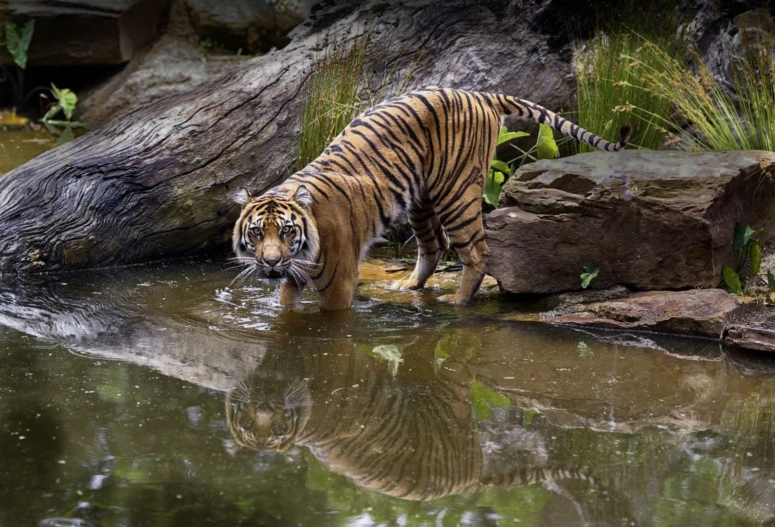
[392,272,422,291]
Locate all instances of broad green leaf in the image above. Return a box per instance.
[490,159,510,175]
[51,83,77,120]
[536,124,560,160]
[768,270,775,293]
[6,19,34,69]
[483,169,505,207]
[733,222,757,250]
[750,239,762,276]
[580,265,599,289]
[471,380,510,421]
[497,125,530,145]
[722,264,743,295]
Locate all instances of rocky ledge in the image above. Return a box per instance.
[484,150,775,294]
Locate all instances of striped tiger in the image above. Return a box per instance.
[232,87,631,310]
[225,334,597,501]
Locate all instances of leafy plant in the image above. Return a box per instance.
[5,20,34,69]
[580,265,600,289]
[722,264,744,296]
[536,124,559,160]
[42,83,77,122]
[722,223,763,296]
[484,126,529,207]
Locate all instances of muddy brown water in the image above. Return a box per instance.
[1,257,775,526]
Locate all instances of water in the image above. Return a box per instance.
[0,128,59,175]
[1,257,775,526]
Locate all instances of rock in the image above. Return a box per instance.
[485,150,775,295]
[0,0,171,66]
[726,326,775,352]
[0,0,578,274]
[536,289,741,338]
[185,0,317,53]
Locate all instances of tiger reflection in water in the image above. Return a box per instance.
[226,328,588,501]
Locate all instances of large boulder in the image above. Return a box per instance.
[0,0,170,65]
[485,150,775,294]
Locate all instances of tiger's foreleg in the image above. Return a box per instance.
[394,198,445,290]
[279,278,304,306]
[317,257,359,311]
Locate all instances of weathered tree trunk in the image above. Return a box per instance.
[0,0,576,274]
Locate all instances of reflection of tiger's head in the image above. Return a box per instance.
[232,185,320,285]
[225,374,311,452]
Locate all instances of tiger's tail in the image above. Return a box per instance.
[487,93,631,152]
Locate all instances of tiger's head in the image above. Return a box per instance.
[232,185,319,285]
[225,374,312,452]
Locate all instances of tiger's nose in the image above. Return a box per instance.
[264,257,281,268]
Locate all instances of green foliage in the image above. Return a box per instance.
[749,239,762,276]
[580,265,600,289]
[5,20,34,70]
[636,33,775,151]
[733,222,757,251]
[722,264,743,296]
[367,344,403,376]
[43,83,78,122]
[577,341,593,357]
[768,270,775,293]
[484,127,528,207]
[574,32,671,152]
[297,36,369,168]
[536,124,559,159]
[471,380,510,421]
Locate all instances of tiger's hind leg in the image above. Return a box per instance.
[437,187,491,306]
[393,197,446,290]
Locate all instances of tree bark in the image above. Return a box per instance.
[0,0,578,274]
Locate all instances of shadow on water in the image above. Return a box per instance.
[1,259,775,525]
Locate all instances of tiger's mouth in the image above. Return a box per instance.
[263,270,285,279]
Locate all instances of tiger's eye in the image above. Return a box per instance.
[250,227,262,238]
[280,225,292,236]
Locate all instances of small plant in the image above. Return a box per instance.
[535,124,559,160]
[0,19,34,105]
[483,126,529,206]
[42,84,77,122]
[722,222,762,296]
[580,265,600,289]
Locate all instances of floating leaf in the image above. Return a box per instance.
[471,381,510,421]
[484,169,505,207]
[733,222,756,250]
[536,124,560,160]
[497,125,529,145]
[577,341,593,357]
[768,270,775,293]
[750,239,762,276]
[722,264,743,295]
[5,19,34,70]
[580,265,600,289]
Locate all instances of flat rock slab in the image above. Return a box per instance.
[726,326,775,352]
[485,150,775,294]
[520,289,741,339]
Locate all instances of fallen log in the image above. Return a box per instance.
[0,0,575,274]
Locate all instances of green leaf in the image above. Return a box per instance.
[536,124,560,160]
[497,125,530,145]
[490,159,510,175]
[733,222,757,250]
[722,264,743,295]
[483,169,505,207]
[750,239,762,276]
[580,265,599,289]
[767,270,775,293]
[471,381,510,421]
[577,341,593,357]
[50,83,77,120]
[5,19,34,70]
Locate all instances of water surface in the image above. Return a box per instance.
[1,259,774,526]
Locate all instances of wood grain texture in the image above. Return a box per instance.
[0,0,573,274]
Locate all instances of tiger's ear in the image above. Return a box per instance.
[293,185,313,208]
[235,187,253,206]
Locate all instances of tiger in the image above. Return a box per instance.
[225,329,601,501]
[232,87,631,310]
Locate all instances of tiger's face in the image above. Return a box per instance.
[232,185,319,284]
[226,375,311,452]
